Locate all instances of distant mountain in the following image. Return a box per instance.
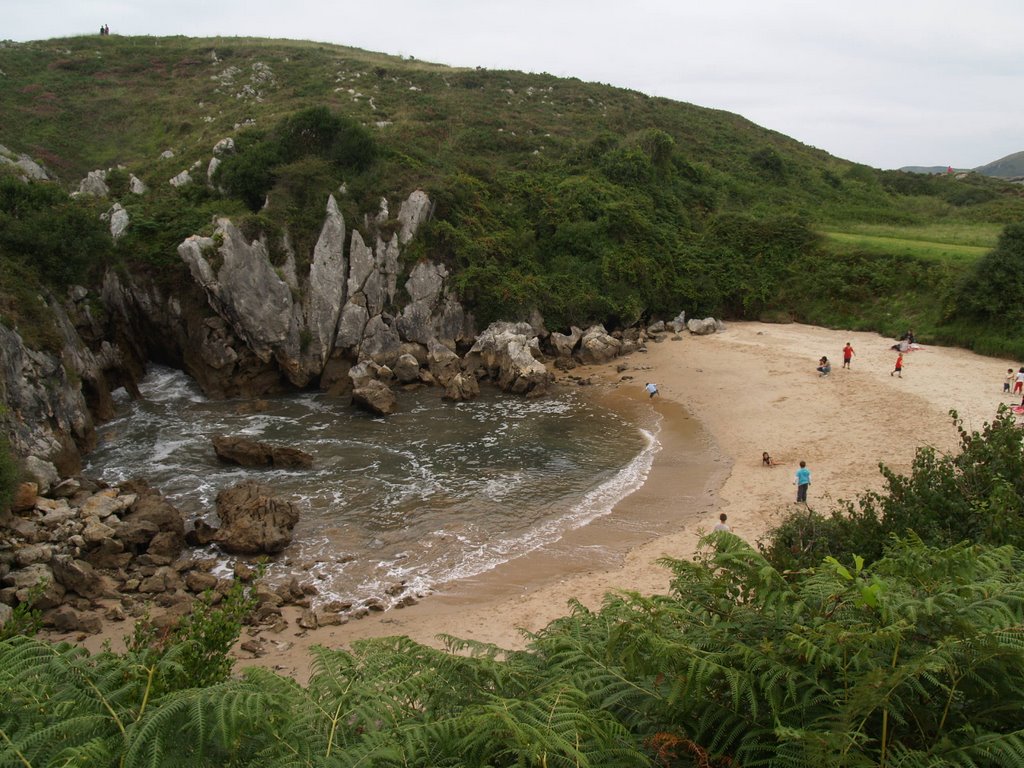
[900,151,1024,179]
[973,151,1024,179]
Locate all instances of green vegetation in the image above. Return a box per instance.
[761,408,1024,571]
[1,35,1023,354]
[1,414,1024,765]
[0,425,20,513]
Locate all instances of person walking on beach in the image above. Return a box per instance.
[1015,368,1024,395]
[1005,369,1016,394]
[795,460,811,503]
[842,342,855,369]
[891,352,904,378]
[713,513,730,532]
[645,382,658,398]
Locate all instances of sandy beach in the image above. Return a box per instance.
[61,321,1019,682]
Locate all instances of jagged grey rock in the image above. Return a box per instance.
[550,326,582,359]
[129,174,148,194]
[169,169,192,187]
[304,195,346,370]
[465,322,552,396]
[76,170,109,197]
[576,325,622,365]
[108,203,130,240]
[397,189,431,244]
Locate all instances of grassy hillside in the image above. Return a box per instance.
[2,35,1023,352]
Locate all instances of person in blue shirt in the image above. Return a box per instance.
[795,461,811,503]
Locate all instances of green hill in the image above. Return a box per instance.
[2,35,1023,351]
[974,150,1024,179]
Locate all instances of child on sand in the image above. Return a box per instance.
[817,356,831,376]
[1005,369,1016,393]
[1015,368,1024,395]
[842,343,855,369]
[645,382,658,398]
[713,513,730,532]
[762,451,775,467]
[891,353,903,378]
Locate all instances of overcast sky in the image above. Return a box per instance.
[5,0,1021,170]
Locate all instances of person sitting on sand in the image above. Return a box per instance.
[713,513,730,532]
[762,451,776,467]
[817,356,831,376]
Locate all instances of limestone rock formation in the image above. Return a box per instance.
[212,481,300,554]
[575,325,623,365]
[351,379,397,415]
[464,322,552,396]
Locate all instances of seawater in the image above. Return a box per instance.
[86,366,658,611]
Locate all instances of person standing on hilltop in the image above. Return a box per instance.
[842,342,855,369]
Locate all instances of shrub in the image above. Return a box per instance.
[0,430,18,513]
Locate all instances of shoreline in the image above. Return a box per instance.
[52,321,1018,682]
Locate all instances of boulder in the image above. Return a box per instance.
[51,555,105,600]
[76,170,109,197]
[352,380,397,416]
[550,326,582,359]
[426,338,461,387]
[3,563,65,609]
[687,317,718,335]
[49,605,103,634]
[11,482,38,512]
[393,353,421,384]
[211,435,314,469]
[576,325,623,365]
[115,480,186,555]
[213,481,300,554]
[443,372,480,402]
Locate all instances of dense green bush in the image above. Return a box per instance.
[5,536,1024,766]
[0,176,112,286]
[954,222,1024,327]
[761,408,1024,571]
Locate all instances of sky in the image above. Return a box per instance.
[5,0,1022,170]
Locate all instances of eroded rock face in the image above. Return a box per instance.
[464,322,552,397]
[213,481,300,554]
[576,325,623,365]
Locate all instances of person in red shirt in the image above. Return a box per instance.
[842,342,855,369]
[891,353,904,378]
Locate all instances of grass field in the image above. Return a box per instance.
[820,223,997,264]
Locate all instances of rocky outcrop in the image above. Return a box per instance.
[212,435,314,469]
[211,481,300,554]
[464,322,552,397]
[576,325,623,365]
[0,145,50,181]
[351,379,397,415]
[0,321,94,474]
